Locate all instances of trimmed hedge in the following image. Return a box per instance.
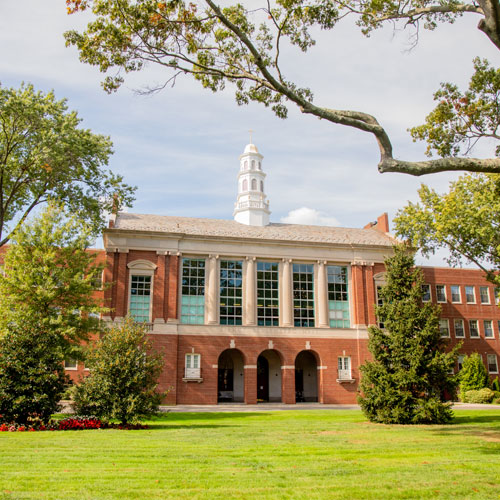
[463,388,495,404]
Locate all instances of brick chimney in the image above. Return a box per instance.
[364,212,389,233]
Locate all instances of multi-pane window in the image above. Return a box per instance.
[64,358,78,370]
[484,320,494,338]
[337,356,351,380]
[327,266,350,328]
[487,354,499,373]
[220,260,243,325]
[129,275,152,322]
[469,319,479,338]
[479,286,490,304]
[495,288,500,305]
[293,264,314,327]
[465,286,475,303]
[257,262,279,326]
[450,285,461,303]
[185,353,201,379]
[457,354,465,371]
[454,319,465,338]
[439,319,450,337]
[422,284,431,302]
[436,285,446,302]
[181,258,205,325]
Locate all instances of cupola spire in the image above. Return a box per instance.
[233,139,270,226]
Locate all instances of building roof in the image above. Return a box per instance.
[111,212,397,247]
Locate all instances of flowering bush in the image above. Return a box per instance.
[0,416,148,432]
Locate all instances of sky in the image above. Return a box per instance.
[1,0,498,266]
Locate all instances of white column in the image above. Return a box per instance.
[317,260,329,328]
[244,257,256,325]
[281,258,293,327]
[206,255,219,325]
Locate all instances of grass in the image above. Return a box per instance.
[1,410,500,499]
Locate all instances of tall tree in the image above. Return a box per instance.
[394,173,500,287]
[0,83,135,247]
[64,0,500,176]
[358,245,458,424]
[0,204,107,356]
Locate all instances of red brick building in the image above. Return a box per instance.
[67,142,500,404]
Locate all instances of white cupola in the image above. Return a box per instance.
[233,142,270,226]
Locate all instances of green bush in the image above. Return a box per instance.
[493,397,500,405]
[459,353,489,400]
[463,388,495,404]
[0,317,67,425]
[490,377,500,392]
[74,318,164,425]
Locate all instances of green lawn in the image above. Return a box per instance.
[1,410,499,499]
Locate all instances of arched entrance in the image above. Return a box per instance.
[295,351,318,402]
[218,349,244,402]
[257,349,282,402]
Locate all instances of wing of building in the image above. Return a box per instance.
[72,142,500,404]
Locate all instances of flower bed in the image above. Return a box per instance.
[0,416,148,432]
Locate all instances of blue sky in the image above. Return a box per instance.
[1,1,498,265]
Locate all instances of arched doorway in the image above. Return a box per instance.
[295,351,318,402]
[218,349,244,402]
[257,349,282,402]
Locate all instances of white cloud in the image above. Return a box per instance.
[280,207,340,226]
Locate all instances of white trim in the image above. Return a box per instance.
[439,318,450,338]
[317,365,328,370]
[450,285,461,304]
[127,259,157,270]
[487,354,498,374]
[465,285,476,304]
[479,286,491,305]
[281,365,295,369]
[244,365,257,369]
[436,284,447,303]
[454,318,465,338]
[127,270,154,323]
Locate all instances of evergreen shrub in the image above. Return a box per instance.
[459,353,489,400]
[74,317,164,424]
[463,388,495,404]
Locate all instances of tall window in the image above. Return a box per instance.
[293,264,314,327]
[469,319,479,338]
[251,178,257,190]
[436,285,446,302]
[465,286,475,303]
[129,275,152,322]
[257,262,279,326]
[376,285,384,329]
[242,179,248,191]
[181,258,205,325]
[327,266,350,328]
[457,354,465,371]
[260,180,264,192]
[421,284,431,302]
[450,285,461,303]
[220,260,243,325]
[337,356,351,380]
[479,286,490,304]
[484,320,494,338]
[185,353,201,379]
[454,319,465,338]
[487,354,499,374]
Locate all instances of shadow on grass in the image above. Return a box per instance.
[452,414,500,425]
[148,412,272,424]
